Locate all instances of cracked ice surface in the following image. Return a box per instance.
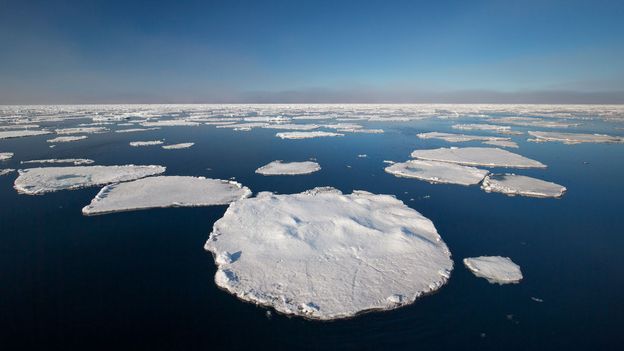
[463,256,523,284]
[14,165,166,195]
[481,174,566,198]
[82,176,251,215]
[411,147,546,169]
[205,187,453,320]
[385,160,489,186]
[255,160,321,175]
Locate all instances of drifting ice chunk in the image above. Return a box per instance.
[452,124,514,133]
[483,140,519,148]
[0,130,51,140]
[82,176,251,215]
[115,127,160,133]
[55,127,108,134]
[417,132,510,143]
[255,160,321,175]
[481,174,566,198]
[385,160,489,186]
[527,131,624,144]
[1,152,13,161]
[205,187,453,320]
[46,136,87,143]
[276,131,344,139]
[262,124,320,131]
[0,169,15,176]
[463,256,523,284]
[411,147,546,169]
[140,120,200,127]
[162,142,194,149]
[21,158,94,166]
[129,140,163,147]
[14,165,165,195]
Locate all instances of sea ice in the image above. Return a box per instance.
[385,160,489,186]
[262,124,320,131]
[1,152,13,161]
[205,187,453,320]
[276,131,344,139]
[0,130,51,140]
[417,132,510,143]
[130,140,163,147]
[0,169,15,176]
[55,127,108,134]
[463,256,523,284]
[115,127,160,133]
[255,160,321,175]
[82,176,251,215]
[140,120,200,127]
[482,140,519,148]
[46,136,87,143]
[411,147,546,169]
[527,131,624,144]
[14,165,166,195]
[481,174,566,198]
[162,142,194,149]
[21,158,94,166]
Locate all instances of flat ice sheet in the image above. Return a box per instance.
[1,152,13,161]
[162,142,194,149]
[21,158,94,166]
[385,159,489,185]
[255,160,321,175]
[130,140,163,147]
[411,147,546,168]
[55,127,108,134]
[528,131,624,144]
[0,169,14,176]
[417,132,510,143]
[0,130,51,140]
[82,176,251,215]
[463,256,523,284]
[481,173,566,198]
[14,165,166,195]
[205,187,453,320]
[483,140,519,148]
[276,131,344,139]
[47,136,87,143]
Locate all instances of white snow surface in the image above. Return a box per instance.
[82,176,251,215]
[527,131,624,144]
[385,160,489,186]
[46,136,87,143]
[55,127,108,134]
[483,140,519,148]
[129,140,163,147]
[481,174,566,198]
[1,152,13,161]
[417,132,510,143]
[205,187,453,320]
[115,127,160,133]
[0,130,51,140]
[162,142,194,149]
[463,256,523,284]
[21,158,94,166]
[276,131,344,139]
[0,169,14,176]
[14,165,166,195]
[255,160,321,175]
[411,147,546,169]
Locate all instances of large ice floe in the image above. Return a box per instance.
[14,165,165,195]
[129,140,163,147]
[276,131,344,139]
[205,187,453,320]
[463,256,523,284]
[417,132,510,143]
[46,135,87,143]
[482,140,519,148]
[21,158,94,166]
[481,174,566,198]
[411,147,546,169]
[0,130,51,140]
[162,142,194,149]
[527,131,624,144]
[1,152,13,161]
[55,127,108,134]
[255,160,321,175]
[82,176,251,215]
[385,160,489,186]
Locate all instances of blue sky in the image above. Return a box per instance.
[1,0,623,103]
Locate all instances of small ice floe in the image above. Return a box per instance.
[46,136,87,143]
[483,140,519,148]
[383,160,395,164]
[205,187,453,320]
[463,256,523,284]
[162,142,194,150]
[55,127,108,134]
[115,127,160,133]
[452,124,514,133]
[82,176,251,215]
[14,165,165,195]
[527,131,624,144]
[217,122,268,130]
[531,297,544,303]
[275,131,344,139]
[0,130,52,140]
[417,132,510,143]
[1,152,14,161]
[0,168,15,176]
[140,120,200,127]
[357,154,367,158]
[411,147,546,169]
[481,174,566,198]
[255,160,321,176]
[486,117,578,128]
[21,158,94,166]
[385,160,489,186]
[129,140,163,147]
[262,124,320,131]
[337,128,384,134]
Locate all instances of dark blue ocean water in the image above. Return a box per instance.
[1,117,623,350]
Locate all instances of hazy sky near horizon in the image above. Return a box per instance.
[1,0,623,104]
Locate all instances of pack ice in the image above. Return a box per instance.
[411,147,546,169]
[385,160,488,185]
[82,176,251,215]
[276,131,344,139]
[14,165,166,195]
[255,161,321,175]
[463,256,523,284]
[481,174,566,198]
[205,187,453,320]
[528,131,624,144]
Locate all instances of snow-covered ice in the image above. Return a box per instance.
[14,165,166,195]
[0,169,14,176]
[0,130,51,140]
[130,140,163,147]
[1,152,13,161]
[205,187,453,320]
[411,147,546,168]
[82,176,251,215]
[527,131,624,144]
[463,256,523,284]
[385,160,489,186]
[483,140,519,148]
[262,124,320,131]
[140,120,200,127]
[417,132,511,143]
[162,142,194,149]
[115,127,160,133]
[46,136,87,143]
[21,158,94,166]
[276,131,344,139]
[55,127,108,134]
[481,174,566,198]
[255,160,321,175]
